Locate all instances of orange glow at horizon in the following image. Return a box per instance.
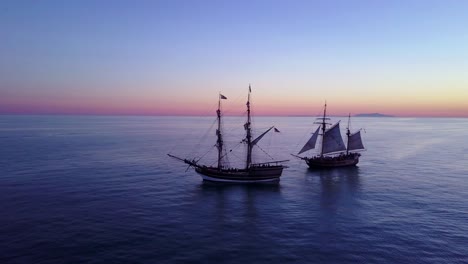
[1,99,467,118]
[1,87,467,117]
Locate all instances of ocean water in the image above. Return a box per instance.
[1,115,467,263]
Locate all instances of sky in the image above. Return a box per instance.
[1,0,467,117]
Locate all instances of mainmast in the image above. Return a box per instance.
[245,85,253,169]
[216,94,224,170]
[320,103,327,157]
[346,113,351,155]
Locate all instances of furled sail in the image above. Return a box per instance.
[298,126,320,154]
[251,126,274,146]
[322,122,346,154]
[347,130,365,151]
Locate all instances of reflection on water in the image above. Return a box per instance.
[190,181,282,224]
[316,166,361,190]
[199,180,282,193]
[309,167,361,214]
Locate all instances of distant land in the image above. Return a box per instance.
[354,113,394,117]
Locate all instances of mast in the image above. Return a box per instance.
[320,102,327,157]
[346,113,351,155]
[216,94,223,170]
[245,85,253,169]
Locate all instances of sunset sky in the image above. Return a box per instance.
[1,0,467,117]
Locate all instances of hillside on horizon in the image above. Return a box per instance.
[355,113,394,117]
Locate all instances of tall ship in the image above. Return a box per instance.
[168,86,288,183]
[294,103,365,168]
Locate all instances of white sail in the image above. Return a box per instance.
[251,126,274,146]
[298,126,320,154]
[322,122,346,154]
[347,130,365,151]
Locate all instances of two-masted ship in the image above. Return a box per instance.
[168,86,288,183]
[294,103,365,168]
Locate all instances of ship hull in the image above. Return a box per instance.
[195,166,283,183]
[306,153,360,169]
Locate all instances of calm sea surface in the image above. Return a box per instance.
[1,115,467,263]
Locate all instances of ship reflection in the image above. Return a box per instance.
[200,180,281,192]
[196,181,281,221]
[316,166,361,188]
[310,166,362,214]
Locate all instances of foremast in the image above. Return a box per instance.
[245,85,253,169]
[315,102,330,157]
[346,113,351,155]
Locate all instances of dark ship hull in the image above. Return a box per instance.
[306,153,360,169]
[195,165,284,183]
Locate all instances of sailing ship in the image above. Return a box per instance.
[294,103,365,168]
[168,86,288,183]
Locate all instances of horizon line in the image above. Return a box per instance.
[1,113,467,118]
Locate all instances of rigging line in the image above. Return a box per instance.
[195,145,216,163]
[223,115,245,135]
[216,142,243,166]
[218,141,243,162]
[227,151,244,166]
[230,141,244,151]
[295,119,318,151]
[209,159,217,167]
[225,141,246,165]
[296,104,323,154]
[217,110,248,142]
[222,147,231,167]
[222,93,245,116]
[262,131,280,159]
[167,117,200,155]
[188,117,217,158]
[255,144,276,161]
[167,101,219,156]
[187,105,219,155]
[169,116,216,156]
[295,130,309,151]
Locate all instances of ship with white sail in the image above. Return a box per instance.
[168,86,288,183]
[294,103,365,168]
